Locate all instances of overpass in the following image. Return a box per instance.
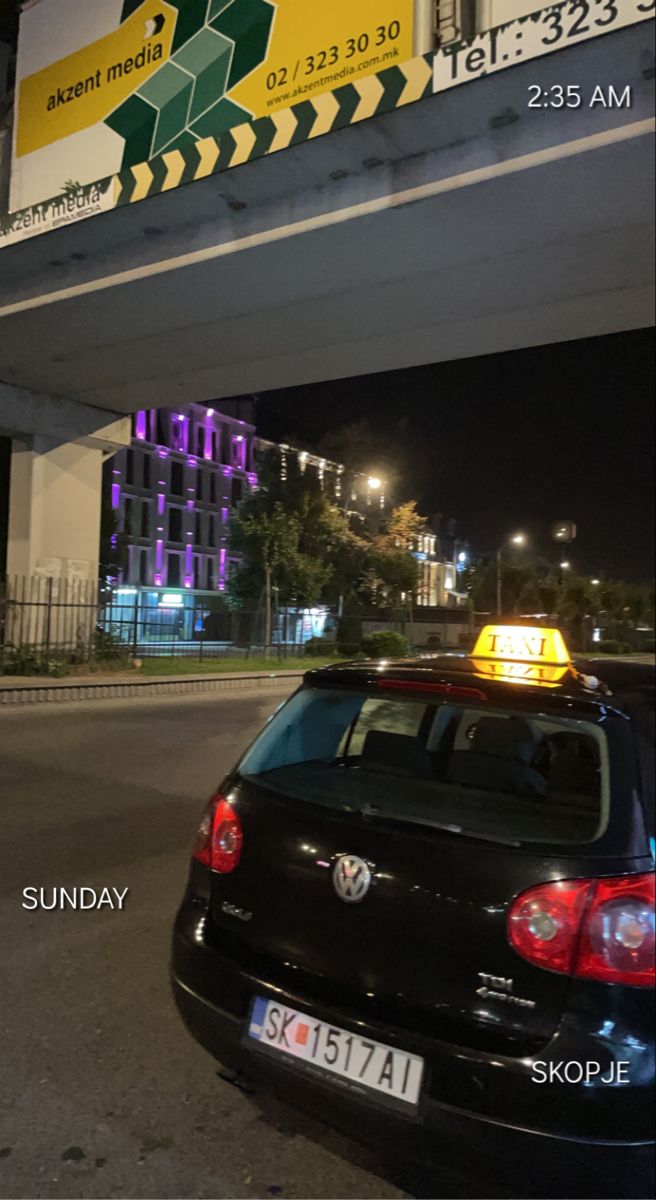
[0,1,654,585]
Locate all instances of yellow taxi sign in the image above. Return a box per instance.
[472,625,571,667]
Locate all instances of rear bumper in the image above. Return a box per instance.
[172,901,655,1193]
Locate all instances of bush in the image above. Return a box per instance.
[643,639,655,654]
[336,613,363,657]
[304,636,337,657]
[93,629,126,662]
[596,639,631,655]
[361,630,410,659]
[2,646,69,677]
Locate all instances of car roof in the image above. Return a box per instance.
[304,653,624,718]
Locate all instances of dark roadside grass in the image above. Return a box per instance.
[136,654,341,675]
[1,650,652,681]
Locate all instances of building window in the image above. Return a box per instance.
[170,461,184,496]
[193,555,203,590]
[169,506,183,542]
[140,501,150,539]
[123,496,136,536]
[209,515,218,547]
[209,472,218,505]
[170,418,185,453]
[232,478,243,506]
[125,449,135,485]
[156,411,167,446]
[139,550,149,586]
[195,511,203,545]
[143,453,152,490]
[167,553,182,587]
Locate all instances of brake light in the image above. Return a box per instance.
[192,793,243,874]
[376,679,487,701]
[508,874,655,987]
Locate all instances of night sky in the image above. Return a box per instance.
[253,330,654,583]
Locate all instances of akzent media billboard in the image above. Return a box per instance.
[10,0,416,213]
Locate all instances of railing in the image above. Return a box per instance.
[0,576,332,674]
[1,575,478,676]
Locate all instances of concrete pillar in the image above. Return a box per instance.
[1,385,130,578]
[6,437,104,584]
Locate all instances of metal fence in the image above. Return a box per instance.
[0,576,334,674]
[0,574,476,676]
[1,575,99,674]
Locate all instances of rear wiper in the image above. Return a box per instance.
[360,803,521,847]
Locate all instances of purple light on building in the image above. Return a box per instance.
[112,468,121,476]
[247,473,258,487]
[157,448,169,459]
[219,548,227,592]
[187,458,197,469]
[110,534,118,549]
[232,436,246,470]
[157,494,165,515]
[204,423,213,460]
[223,466,233,478]
[135,411,147,441]
[154,573,162,587]
[187,500,194,511]
[185,546,193,582]
[156,540,163,572]
[111,483,120,509]
[221,507,229,524]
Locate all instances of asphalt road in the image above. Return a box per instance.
[0,688,467,1200]
[0,689,649,1200]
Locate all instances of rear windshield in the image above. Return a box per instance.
[239,687,610,846]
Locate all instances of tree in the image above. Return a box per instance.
[375,500,426,552]
[229,502,300,654]
[230,449,369,615]
[359,501,424,609]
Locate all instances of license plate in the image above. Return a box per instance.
[247,996,424,1109]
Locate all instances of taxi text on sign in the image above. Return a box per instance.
[472,626,571,666]
[10,0,415,213]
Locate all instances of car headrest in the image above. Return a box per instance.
[361,730,434,779]
[469,717,536,764]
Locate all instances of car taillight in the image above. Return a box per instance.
[192,793,243,874]
[508,873,655,988]
[577,874,655,988]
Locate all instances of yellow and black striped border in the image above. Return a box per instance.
[113,54,433,206]
[0,54,432,244]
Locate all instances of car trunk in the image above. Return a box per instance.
[209,775,579,1054]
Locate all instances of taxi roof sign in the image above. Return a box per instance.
[472,625,571,667]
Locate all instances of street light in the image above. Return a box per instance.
[367,477,382,491]
[560,561,571,570]
[591,578,601,586]
[497,532,527,615]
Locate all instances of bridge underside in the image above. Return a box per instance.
[0,25,654,416]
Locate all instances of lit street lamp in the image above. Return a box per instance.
[496,532,526,615]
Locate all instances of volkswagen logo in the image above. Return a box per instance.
[333,855,372,904]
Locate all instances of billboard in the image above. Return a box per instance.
[10,0,416,213]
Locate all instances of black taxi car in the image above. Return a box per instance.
[172,626,655,1191]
